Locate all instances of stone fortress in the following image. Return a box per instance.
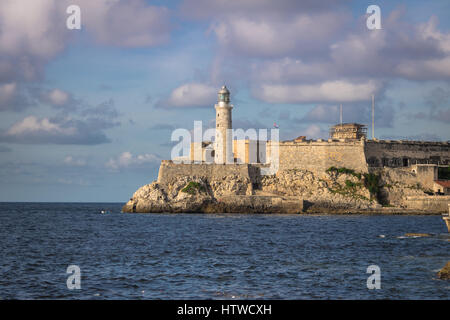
[123,86,450,214]
[189,86,450,174]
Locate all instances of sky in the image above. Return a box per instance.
[0,0,449,202]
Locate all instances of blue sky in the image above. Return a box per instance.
[0,0,449,202]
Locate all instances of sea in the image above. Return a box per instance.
[0,202,448,300]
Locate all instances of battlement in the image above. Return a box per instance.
[158,160,264,185]
[184,136,450,175]
[365,139,450,167]
[330,123,367,140]
[277,139,365,146]
[367,139,450,146]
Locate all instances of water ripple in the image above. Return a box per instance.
[0,203,448,299]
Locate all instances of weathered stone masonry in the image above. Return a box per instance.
[267,139,450,175]
[364,140,450,167]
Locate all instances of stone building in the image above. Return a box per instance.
[189,86,450,173]
[214,85,233,164]
[433,180,450,195]
[330,123,367,140]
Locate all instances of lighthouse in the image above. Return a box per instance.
[215,85,233,164]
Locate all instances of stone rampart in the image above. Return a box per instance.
[158,160,258,185]
[406,196,450,212]
[273,140,369,174]
[365,140,450,167]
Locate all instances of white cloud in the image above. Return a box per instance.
[396,56,450,80]
[254,58,333,83]
[6,116,76,136]
[417,16,450,53]
[328,13,450,80]
[0,0,172,83]
[0,112,117,145]
[46,89,69,106]
[106,152,160,170]
[283,123,328,141]
[190,4,450,107]
[301,104,339,123]
[303,124,326,139]
[77,0,171,47]
[258,80,380,103]
[211,12,348,58]
[0,82,16,105]
[158,83,217,108]
[0,0,70,81]
[0,0,67,58]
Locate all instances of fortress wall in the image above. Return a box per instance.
[365,140,450,167]
[410,165,438,190]
[157,160,254,185]
[273,141,369,174]
[371,166,438,191]
[406,195,450,212]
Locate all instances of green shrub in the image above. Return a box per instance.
[181,181,205,195]
[345,180,357,188]
[326,167,382,202]
[326,167,361,179]
[363,173,380,199]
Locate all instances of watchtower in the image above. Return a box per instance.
[214,85,233,163]
[330,123,367,140]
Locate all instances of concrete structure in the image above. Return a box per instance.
[157,160,264,187]
[189,86,450,176]
[128,85,450,214]
[409,164,439,191]
[214,85,233,164]
[330,123,367,140]
[406,196,450,212]
[365,140,450,168]
[266,139,369,173]
[434,180,450,195]
[444,205,450,232]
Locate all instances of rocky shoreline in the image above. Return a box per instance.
[437,262,450,280]
[122,165,446,215]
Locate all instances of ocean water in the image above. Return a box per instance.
[0,202,448,300]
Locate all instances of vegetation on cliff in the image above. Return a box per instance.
[261,168,375,211]
[326,167,381,201]
[181,181,206,195]
[123,165,435,214]
[363,173,381,200]
[326,166,361,179]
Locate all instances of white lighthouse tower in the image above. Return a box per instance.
[215,85,233,164]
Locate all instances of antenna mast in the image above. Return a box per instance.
[340,104,343,125]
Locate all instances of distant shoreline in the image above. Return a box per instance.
[0,201,444,215]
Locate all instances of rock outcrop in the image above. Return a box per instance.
[437,261,450,280]
[122,167,393,213]
[122,161,444,214]
[260,168,376,212]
